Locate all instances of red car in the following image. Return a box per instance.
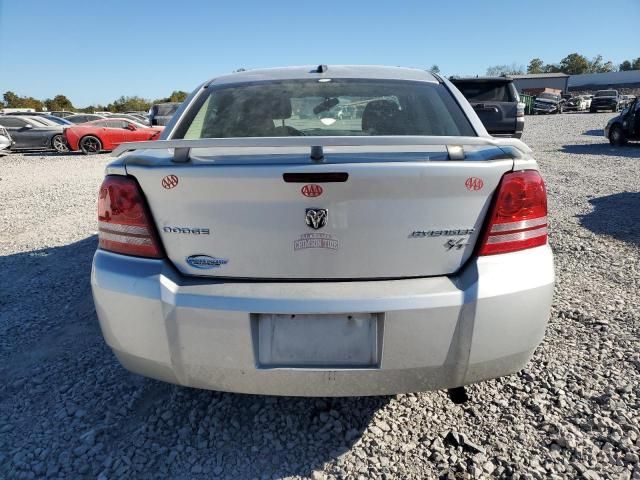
[64,118,164,154]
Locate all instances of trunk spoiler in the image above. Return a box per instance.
[112,136,531,162]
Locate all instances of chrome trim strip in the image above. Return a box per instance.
[100,232,153,245]
[98,222,149,236]
[490,216,547,233]
[487,227,547,244]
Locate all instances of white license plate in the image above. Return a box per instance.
[257,313,379,367]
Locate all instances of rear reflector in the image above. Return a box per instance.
[478,170,548,256]
[97,176,163,258]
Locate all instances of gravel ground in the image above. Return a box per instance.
[1,113,639,479]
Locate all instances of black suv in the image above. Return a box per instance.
[590,90,624,113]
[605,98,640,145]
[450,76,524,138]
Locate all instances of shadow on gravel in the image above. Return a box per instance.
[21,150,84,157]
[0,237,391,479]
[560,143,640,158]
[582,129,603,136]
[579,192,640,245]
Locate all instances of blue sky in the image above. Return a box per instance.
[1,0,638,107]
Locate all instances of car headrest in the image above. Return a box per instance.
[246,92,292,120]
[361,100,401,134]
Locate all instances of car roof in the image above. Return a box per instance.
[208,65,439,86]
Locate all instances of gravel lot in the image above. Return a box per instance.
[1,113,639,479]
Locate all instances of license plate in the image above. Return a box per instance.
[257,313,379,367]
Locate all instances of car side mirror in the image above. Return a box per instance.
[125,124,136,131]
[24,123,34,129]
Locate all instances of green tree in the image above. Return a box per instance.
[486,63,524,76]
[168,90,188,103]
[2,91,44,110]
[429,64,440,74]
[3,91,20,107]
[107,95,151,113]
[619,60,633,71]
[587,55,615,73]
[559,53,590,74]
[44,94,74,112]
[543,63,562,73]
[633,58,640,70]
[527,58,545,74]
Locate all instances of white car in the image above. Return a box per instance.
[91,65,554,396]
[0,125,14,152]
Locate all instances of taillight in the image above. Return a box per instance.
[478,170,548,256]
[97,175,163,258]
[517,102,525,117]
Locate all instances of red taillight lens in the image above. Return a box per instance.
[97,176,163,258]
[478,170,548,256]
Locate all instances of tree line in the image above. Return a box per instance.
[0,90,189,113]
[486,53,640,77]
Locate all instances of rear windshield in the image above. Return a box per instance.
[177,79,475,138]
[595,90,617,97]
[452,81,515,102]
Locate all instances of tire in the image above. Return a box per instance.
[612,104,618,112]
[589,108,596,113]
[609,126,627,146]
[51,134,69,153]
[80,135,102,155]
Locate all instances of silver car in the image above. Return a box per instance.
[92,65,554,396]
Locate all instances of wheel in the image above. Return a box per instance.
[609,126,627,146]
[612,104,618,112]
[51,134,69,153]
[80,135,102,154]
[589,108,596,113]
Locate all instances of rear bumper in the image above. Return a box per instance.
[91,246,554,396]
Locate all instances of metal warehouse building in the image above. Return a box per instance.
[568,70,640,91]
[511,73,570,93]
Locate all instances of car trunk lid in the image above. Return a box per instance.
[121,138,520,280]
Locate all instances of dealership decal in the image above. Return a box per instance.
[186,255,228,269]
[293,233,339,251]
[465,177,484,191]
[301,184,323,197]
[161,174,179,189]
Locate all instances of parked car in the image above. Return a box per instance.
[581,95,593,110]
[0,115,67,151]
[49,111,76,118]
[64,118,163,154]
[16,114,73,126]
[449,76,524,138]
[620,94,636,109]
[92,65,554,397]
[590,90,623,113]
[104,113,150,126]
[0,125,13,152]
[148,102,180,126]
[65,114,107,124]
[563,96,587,112]
[605,97,640,146]
[532,92,565,114]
